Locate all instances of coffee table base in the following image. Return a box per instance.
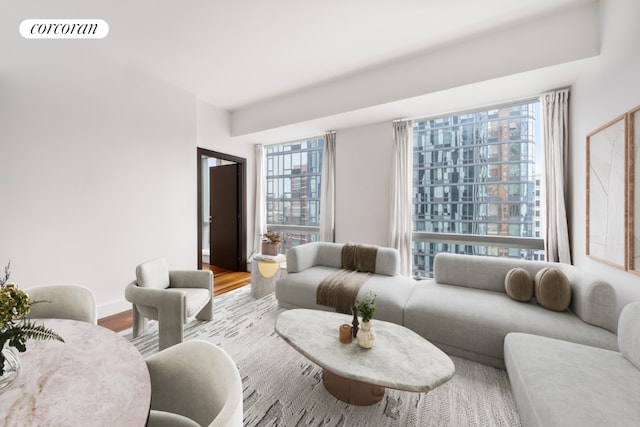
[322,369,385,405]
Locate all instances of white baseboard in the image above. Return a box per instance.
[98,298,131,320]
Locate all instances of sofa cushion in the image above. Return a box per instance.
[136,258,170,289]
[505,332,640,427]
[534,267,571,312]
[505,268,533,302]
[164,288,211,317]
[618,301,640,370]
[434,253,551,293]
[404,281,618,368]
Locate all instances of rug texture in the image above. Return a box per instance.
[123,286,521,427]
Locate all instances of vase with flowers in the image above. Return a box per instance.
[261,230,282,256]
[0,261,64,392]
[355,291,377,349]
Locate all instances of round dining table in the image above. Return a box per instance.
[0,319,151,426]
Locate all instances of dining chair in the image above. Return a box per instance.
[145,340,243,427]
[125,258,213,350]
[25,284,97,324]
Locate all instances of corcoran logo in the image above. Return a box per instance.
[20,19,109,39]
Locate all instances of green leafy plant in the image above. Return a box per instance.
[355,291,377,322]
[0,261,64,375]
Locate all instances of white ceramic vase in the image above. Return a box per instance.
[357,320,375,349]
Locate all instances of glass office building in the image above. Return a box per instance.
[412,101,539,278]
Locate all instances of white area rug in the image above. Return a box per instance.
[123,286,521,427]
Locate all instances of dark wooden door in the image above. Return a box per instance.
[210,164,239,271]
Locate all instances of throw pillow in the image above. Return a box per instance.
[534,267,571,311]
[504,268,534,302]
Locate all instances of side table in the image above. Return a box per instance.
[251,254,286,299]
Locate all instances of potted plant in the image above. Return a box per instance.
[355,291,377,349]
[261,230,282,256]
[0,262,64,391]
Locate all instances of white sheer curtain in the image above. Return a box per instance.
[252,144,266,259]
[541,89,572,264]
[320,131,336,242]
[389,120,413,276]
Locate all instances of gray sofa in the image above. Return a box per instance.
[405,253,619,368]
[504,302,640,427]
[275,242,417,325]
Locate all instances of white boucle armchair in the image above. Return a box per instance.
[145,340,243,427]
[125,258,213,350]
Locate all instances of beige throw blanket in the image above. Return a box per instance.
[316,243,378,314]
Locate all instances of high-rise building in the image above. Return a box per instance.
[265,138,324,252]
[412,102,538,278]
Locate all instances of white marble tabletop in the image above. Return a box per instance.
[0,319,151,427]
[275,309,455,392]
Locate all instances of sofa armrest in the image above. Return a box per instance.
[556,265,618,333]
[169,270,213,292]
[286,242,343,273]
[125,282,186,315]
[374,246,401,276]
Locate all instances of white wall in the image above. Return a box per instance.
[0,53,199,318]
[335,122,393,246]
[570,0,640,313]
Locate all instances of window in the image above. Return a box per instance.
[265,137,324,252]
[412,100,544,278]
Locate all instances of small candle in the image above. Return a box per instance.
[339,324,352,344]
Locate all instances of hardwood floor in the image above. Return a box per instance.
[98,265,251,333]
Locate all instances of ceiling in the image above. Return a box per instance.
[3,0,597,142]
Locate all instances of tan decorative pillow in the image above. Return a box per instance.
[504,268,534,302]
[534,267,572,311]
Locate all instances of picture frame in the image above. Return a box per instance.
[628,106,640,274]
[586,114,627,270]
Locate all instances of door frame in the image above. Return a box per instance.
[196,147,247,271]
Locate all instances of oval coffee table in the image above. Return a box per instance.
[275,309,455,405]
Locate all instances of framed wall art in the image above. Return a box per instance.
[586,114,627,270]
[628,106,640,273]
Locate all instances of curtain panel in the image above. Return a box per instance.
[541,89,572,264]
[253,144,266,258]
[320,132,336,242]
[389,120,413,276]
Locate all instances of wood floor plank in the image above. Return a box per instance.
[98,265,251,333]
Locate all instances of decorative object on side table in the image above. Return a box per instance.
[0,262,64,392]
[339,324,352,344]
[261,230,282,256]
[355,291,377,349]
